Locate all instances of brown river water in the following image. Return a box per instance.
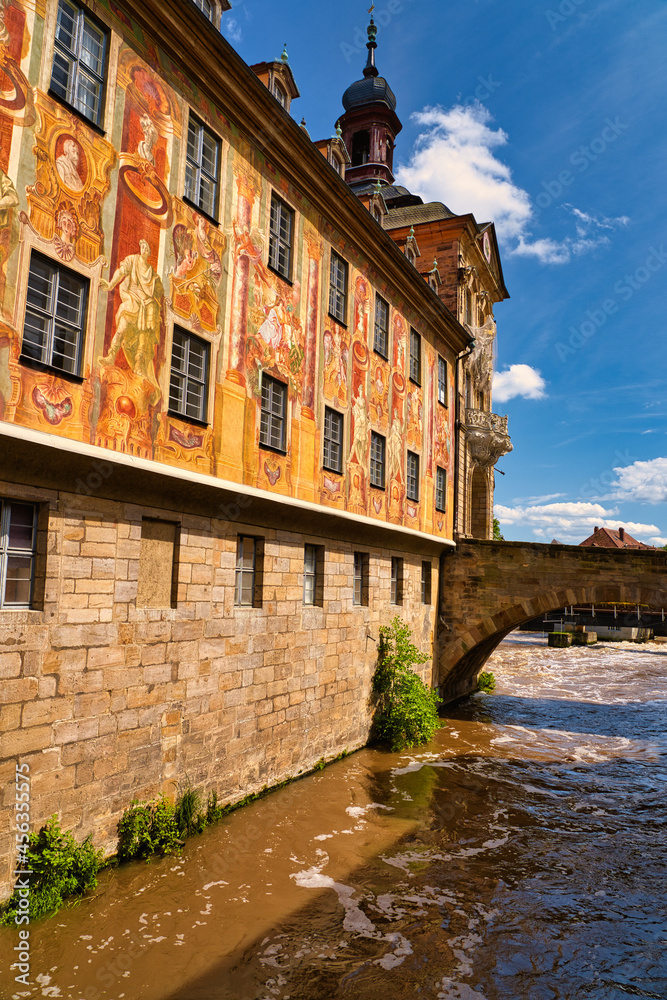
[2,631,666,1000]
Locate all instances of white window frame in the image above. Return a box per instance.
[185,114,221,220]
[260,375,287,452]
[168,326,210,424]
[0,500,37,609]
[21,251,88,376]
[50,0,108,127]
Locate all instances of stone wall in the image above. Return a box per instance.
[0,482,438,901]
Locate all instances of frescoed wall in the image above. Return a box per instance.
[0,0,455,539]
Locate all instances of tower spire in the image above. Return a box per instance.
[363,10,378,79]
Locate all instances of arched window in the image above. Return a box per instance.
[330,153,343,175]
[272,81,287,107]
[351,131,370,166]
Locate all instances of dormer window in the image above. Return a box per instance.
[331,153,343,176]
[272,80,287,107]
[373,206,382,223]
[193,0,215,22]
[405,244,416,265]
[428,272,438,290]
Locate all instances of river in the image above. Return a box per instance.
[2,631,666,1000]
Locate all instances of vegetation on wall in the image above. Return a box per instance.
[493,517,505,541]
[371,616,442,751]
[0,816,103,925]
[476,671,496,693]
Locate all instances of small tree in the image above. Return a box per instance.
[371,617,442,751]
[493,517,504,541]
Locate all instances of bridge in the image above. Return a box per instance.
[437,539,667,702]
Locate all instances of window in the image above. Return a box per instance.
[185,115,220,219]
[303,544,324,606]
[0,500,37,608]
[390,556,403,606]
[351,131,370,166]
[421,560,432,605]
[370,432,385,489]
[168,328,210,423]
[436,467,447,513]
[268,195,293,280]
[50,0,107,126]
[21,253,88,375]
[405,244,416,265]
[374,295,389,358]
[272,81,287,107]
[407,451,419,502]
[136,519,179,609]
[235,536,263,607]
[323,407,343,473]
[409,328,421,384]
[193,0,214,21]
[438,356,447,406]
[260,375,287,451]
[353,551,368,606]
[328,251,348,324]
[331,154,343,176]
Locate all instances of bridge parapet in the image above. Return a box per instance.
[437,539,667,703]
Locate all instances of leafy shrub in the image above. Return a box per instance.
[0,815,103,924]
[477,671,496,693]
[371,617,442,751]
[174,787,207,837]
[116,796,181,862]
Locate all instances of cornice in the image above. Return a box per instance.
[115,0,471,352]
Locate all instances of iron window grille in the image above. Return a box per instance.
[406,451,420,502]
[390,556,403,605]
[328,251,348,324]
[260,375,287,451]
[268,195,293,279]
[421,560,432,605]
[374,295,389,357]
[21,253,88,376]
[353,551,368,606]
[50,0,107,126]
[303,544,318,605]
[0,500,37,609]
[185,115,220,219]
[438,355,447,406]
[436,466,447,512]
[370,432,386,489]
[323,407,343,473]
[235,535,263,607]
[409,328,421,384]
[168,327,210,423]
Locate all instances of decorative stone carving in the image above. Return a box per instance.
[465,316,496,392]
[465,408,512,468]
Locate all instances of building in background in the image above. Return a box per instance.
[0,0,509,896]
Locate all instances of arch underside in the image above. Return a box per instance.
[437,581,667,703]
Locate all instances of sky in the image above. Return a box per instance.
[221,0,667,546]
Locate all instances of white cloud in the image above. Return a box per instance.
[608,457,667,503]
[395,104,629,265]
[648,536,667,547]
[494,500,662,544]
[492,364,546,403]
[222,16,243,43]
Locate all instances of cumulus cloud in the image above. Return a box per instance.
[395,104,629,265]
[607,457,667,504]
[222,16,243,43]
[494,500,662,544]
[492,364,546,403]
[648,536,667,547]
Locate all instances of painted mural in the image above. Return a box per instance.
[0,0,453,539]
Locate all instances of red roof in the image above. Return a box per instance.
[579,527,654,549]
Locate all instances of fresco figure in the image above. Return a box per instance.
[0,160,18,228]
[388,411,403,478]
[99,239,163,400]
[349,385,369,466]
[56,139,84,192]
[258,296,287,351]
[137,113,158,164]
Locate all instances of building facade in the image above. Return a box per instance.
[0,0,509,896]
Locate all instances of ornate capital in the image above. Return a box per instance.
[465,408,512,468]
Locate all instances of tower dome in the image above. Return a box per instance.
[338,14,402,188]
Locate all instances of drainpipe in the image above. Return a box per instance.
[453,338,476,539]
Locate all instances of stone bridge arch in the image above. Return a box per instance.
[437,539,667,703]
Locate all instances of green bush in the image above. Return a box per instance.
[371,617,442,751]
[116,796,181,862]
[0,815,103,924]
[174,786,207,837]
[477,671,496,693]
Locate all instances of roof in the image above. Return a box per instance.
[579,527,655,549]
[342,74,396,112]
[384,201,456,230]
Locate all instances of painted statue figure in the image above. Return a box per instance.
[137,113,158,165]
[99,239,163,401]
[349,385,369,467]
[56,138,84,192]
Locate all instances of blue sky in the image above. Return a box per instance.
[222,0,667,545]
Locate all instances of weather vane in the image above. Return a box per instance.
[368,3,375,13]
